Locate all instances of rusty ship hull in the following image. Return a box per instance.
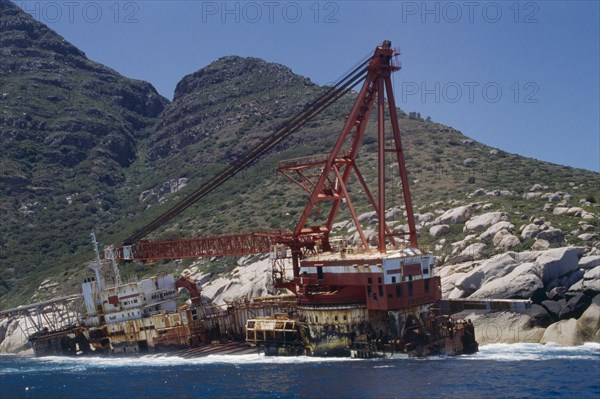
[245,246,478,358]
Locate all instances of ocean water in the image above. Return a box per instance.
[1,343,598,399]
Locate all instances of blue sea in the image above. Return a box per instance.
[1,343,599,399]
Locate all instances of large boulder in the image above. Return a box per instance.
[470,262,543,300]
[523,192,543,200]
[576,295,600,342]
[581,266,600,292]
[584,266,600,281]
[547,269,585,292]
[547,287,568,301]
[464,212,505,232]
[541,299,564,321]
[525,304,553,327]
[201,257,276,304]
[492,230,521,251]
[429,224,449,237]
[567,207,584,215]
[435,206,472,225]
[531,239,550,251]
[456,243,488,262]
[558,293,591,319]
[546,192,562,202]
[540,319,585,345]
[521,223,542,240]
[448,287,466,299]
[568,266,600,293]
[450,234,478,253]
[563,269,585,289]
[578,233,599,242]
[385,207,401,219]
[438,261,478,279]
[415,212,434,224]
[536,247,583,285]
[463,158,476,167]
[581,211,597,220]
[0,317,32,355]
[454,270,485,295]
[357,211,377,223]
[441,272,468,297]
[536,228,565,244]
[480,221,514,240]
[464,311,544,344]
[553,207,570,215]
[453,253,520,295]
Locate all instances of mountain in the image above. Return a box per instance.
[0,0,167,306]
[0,0,598,309]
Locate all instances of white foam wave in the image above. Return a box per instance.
[31,353,357,369]
[462,342,600,361]
[2,342,598,373]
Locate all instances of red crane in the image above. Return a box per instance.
[112,41,417,283]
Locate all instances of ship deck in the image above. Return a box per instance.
[303,246,425,263]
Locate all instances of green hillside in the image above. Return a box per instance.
[0,0,167,306]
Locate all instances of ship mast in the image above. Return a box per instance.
[89,231,105,291]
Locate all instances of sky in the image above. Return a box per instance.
[15,0,600,172]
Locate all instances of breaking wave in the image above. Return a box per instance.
[465,342,600,361]
[1,342,598,374]
[0,352,354,374]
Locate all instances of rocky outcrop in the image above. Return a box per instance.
[444,252,534,297]
[536,228,565,244]
[434,206,472,225]
[462,311,545,345]
[150,55,316,161]
[536,247,583,284]
[456,298,599,346]
[429,224,449,237]
[440,246,599,302]
[454,243,488,263]
[492,230,520,252]
[139,177,188,204]
[480,221,514,240]
[540,319,584,345]
[521,223,542,240]
[464,212,506,232]
[525,304,553,327]
[577,295,600,341]
[440,241,599,346]
[0,316,32,355]
[470,262,542,299]
[200,256,288,304]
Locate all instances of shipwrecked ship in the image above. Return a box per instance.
[29,240,476,358]
[27,41,478,358]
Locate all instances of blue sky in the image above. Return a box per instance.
[16,0,600,172]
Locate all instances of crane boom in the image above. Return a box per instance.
[116,231,290,261]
